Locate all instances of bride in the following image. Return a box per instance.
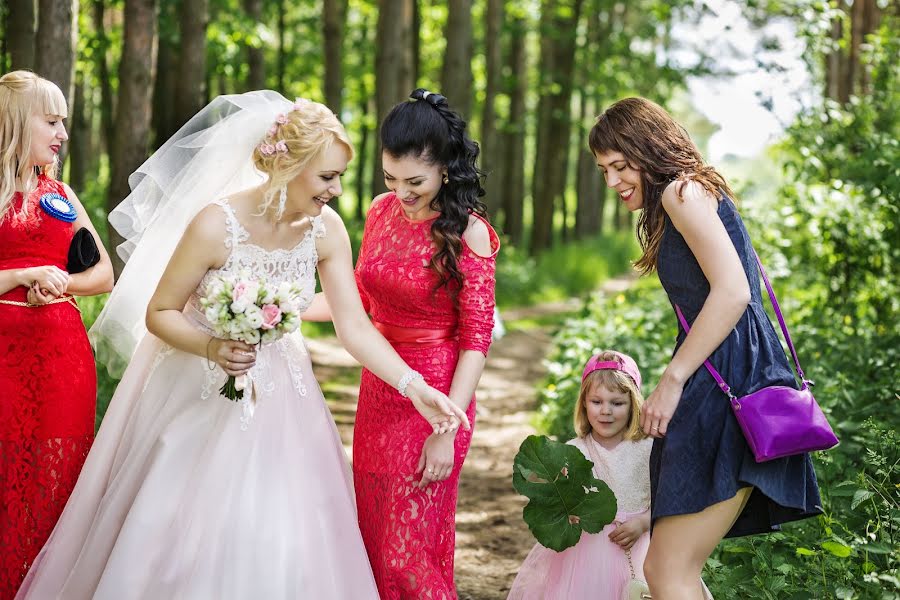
[16,91,468,599]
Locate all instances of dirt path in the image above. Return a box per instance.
[306,275,634,600]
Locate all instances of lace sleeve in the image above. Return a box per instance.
[457,216,499,356]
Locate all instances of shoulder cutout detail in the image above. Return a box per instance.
[462,213,500,258]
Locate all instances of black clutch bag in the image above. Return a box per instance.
[67,227,101,274]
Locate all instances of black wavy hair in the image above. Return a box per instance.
[380,88,487,300]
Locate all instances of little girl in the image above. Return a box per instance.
[508,350,652,599]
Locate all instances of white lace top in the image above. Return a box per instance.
[569,435,653,513]
[186,198,325,326]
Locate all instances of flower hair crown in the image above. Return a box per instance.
[257,97,314,156]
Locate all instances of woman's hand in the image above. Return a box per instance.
[640,370,685,438]
[26,282,57,305]
[609,516,650,550]
[406,379,470,435]
[415,432,456,489]
[19,265,69,297]
[208,338,257,377]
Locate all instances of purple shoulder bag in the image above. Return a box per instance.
[675,252,839,462]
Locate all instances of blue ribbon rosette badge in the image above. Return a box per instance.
[39,193,77,223]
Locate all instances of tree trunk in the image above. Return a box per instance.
[501,13,527,246]
[481,0,503,219]
[7,0,36,70]
[91,0,115,153]
[35,0,77,167]
[440,0,473,119]
[107,0,158,277]
[277,0,286,91]
[373,0,415,198]
[243,0,265,90]
[846,0,865,101]
[35,0,77,101]
[412,0,421,85]
[574,0,605,238]
[859,0,882,94]
[824,15,842,101]
[354,13,375,217]
[323,0,346,116]
[356,98,372,220]
[174,0,208,130]
[575,93,602,238]
[69,72,90,193]
[152,26,177,148]
[530,0,584,254]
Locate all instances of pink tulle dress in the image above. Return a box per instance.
[508,436,653,600]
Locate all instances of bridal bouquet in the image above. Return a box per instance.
[200,272,309,401]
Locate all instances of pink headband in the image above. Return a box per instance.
[581,351,642,389]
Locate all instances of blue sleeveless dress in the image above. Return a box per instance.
[651,196,822,537]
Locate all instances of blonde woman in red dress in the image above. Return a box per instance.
[308,88,498,598]
[0,71,114,599]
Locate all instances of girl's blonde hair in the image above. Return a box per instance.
[250,98,353,217]
[574,350,646,441]
[0,70,68,221]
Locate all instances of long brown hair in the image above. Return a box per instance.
[588,97,735,274]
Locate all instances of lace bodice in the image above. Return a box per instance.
[570,436,653,513]
[354,193,499,355]
[186,199,324,326]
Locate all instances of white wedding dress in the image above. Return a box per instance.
[17,199,379,599]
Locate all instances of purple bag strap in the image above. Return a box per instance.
[674,251,809,399]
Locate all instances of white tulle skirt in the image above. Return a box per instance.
[16,332,379,599]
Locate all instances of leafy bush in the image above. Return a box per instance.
[496,231,638,308]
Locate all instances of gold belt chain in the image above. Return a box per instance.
[0,295,80,311]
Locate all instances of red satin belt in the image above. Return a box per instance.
[373,321,458,346]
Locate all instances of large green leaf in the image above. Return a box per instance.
[512,435,618,552]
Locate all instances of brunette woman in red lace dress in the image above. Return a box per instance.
[308,89,498,598]
[0,71,114,599]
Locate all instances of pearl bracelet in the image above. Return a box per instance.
[397,369,424,398]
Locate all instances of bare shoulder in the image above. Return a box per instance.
[185,203,229,246]
[462,214,495,258]
[59,182,82,204]
[661,179,718,216]
[315,204,350,260]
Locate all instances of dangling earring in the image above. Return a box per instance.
[443,173,449,184]
[277,186,287,218]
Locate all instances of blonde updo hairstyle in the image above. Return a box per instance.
[250,98,353,217]
[0,70,68,221]
[573,350,646,441]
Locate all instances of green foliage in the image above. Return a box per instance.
[495,231,639,308]
[512,434,618,551]
[704,421,899,599]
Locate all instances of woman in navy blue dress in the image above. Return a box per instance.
[589,97,822,599]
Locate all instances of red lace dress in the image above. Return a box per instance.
[0,176,95,600]
[353,193,499,599]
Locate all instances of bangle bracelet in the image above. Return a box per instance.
[397,369,424,398]
[205,336,216,370]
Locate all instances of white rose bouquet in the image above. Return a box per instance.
[200,271,310,401]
